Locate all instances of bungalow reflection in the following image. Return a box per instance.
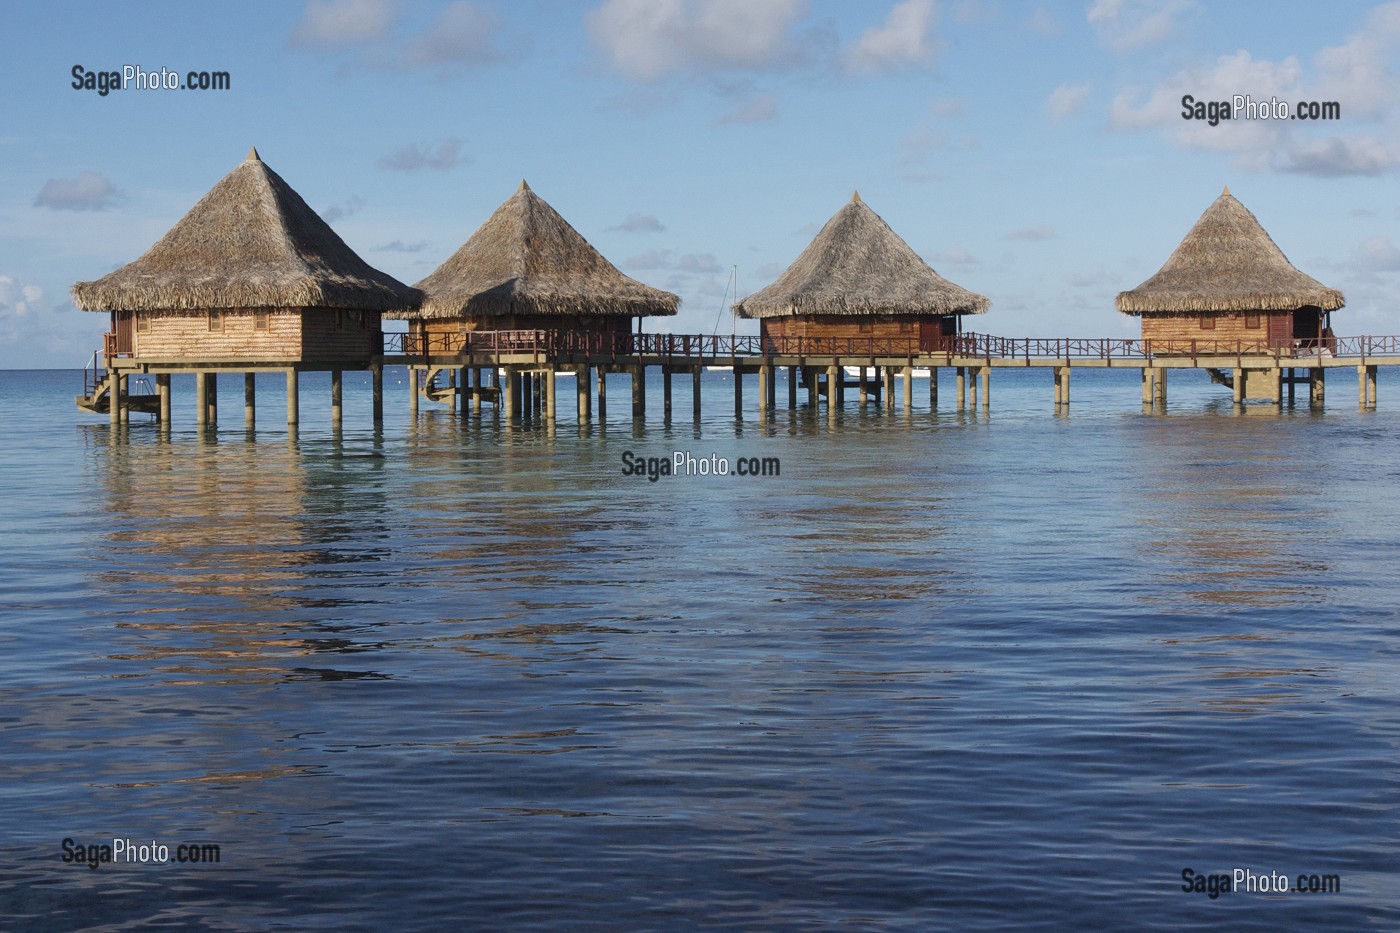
[91,430,395,686]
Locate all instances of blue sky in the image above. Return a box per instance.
[2,0,1398,368]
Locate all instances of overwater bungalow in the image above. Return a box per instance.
[1116,187,1344,352]
[390,180,678,353]
[732,192,989,352]
[73,148,418,425]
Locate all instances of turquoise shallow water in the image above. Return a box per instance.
[2,367,1399,930]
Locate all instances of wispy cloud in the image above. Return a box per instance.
[1088,0,1196,54]
[34,171,120,211]
[609,214,667,233]
[718,93,778,124]
[586,0,812,81]
[377,138,465,171]
[373,239,430,252]
[1008,225,1056,241]
[291,0,398,46]
[322,195,365,223]
[845,0,941,73]
[1046,82,1090,122]
[291,0,503,70]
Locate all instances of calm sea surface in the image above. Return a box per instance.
[2,366,1399,931]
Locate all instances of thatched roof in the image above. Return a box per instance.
[73,148,417,313]
[390,181,678,320]
[1117,187,1343,315]
[733,192,989,319]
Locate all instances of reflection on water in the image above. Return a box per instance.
[2,368,1399,931]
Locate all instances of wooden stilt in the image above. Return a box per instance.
[733,363,743,418]
[664,367,673,418]
[1310,367,1325,407]
[633,365,646,417]
[902,366,913,411]
[596,367,606,420]
[882,366,894,411]
[109,370,122,427]
[409,367,419,417]
[929,367,938,410]
[331,370,342,426]
[758,365,768,414]
[956,367,966,410]
[119,374,129,424]
[577,364,591,423]
[245,372,256,429]
[693,366,701,421]
[1233,368,1244,405]
[1271,368,1282,406]
[980,366,990,410]
[807,367,818,409]
[859,367,868,405]
[195,371,207,427]
[286,369,299,425]
[788,365,797,409]
[157,374,171,426]
[207,373,217,425]
[372,364,383,424]
[545,370,556,424]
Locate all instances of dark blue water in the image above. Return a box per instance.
[2,367,1398,930]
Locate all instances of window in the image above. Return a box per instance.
[1199,316,1215,331]
[254,310,270,331]
[858,320,873,333]
[136,315,150,334]
[208,310,224,332]
[1245,312,1260,329]
[899,321,913,333]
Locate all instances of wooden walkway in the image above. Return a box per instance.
[81,330,1399,426]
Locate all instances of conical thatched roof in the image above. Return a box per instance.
[1117,187,1343,315]
[391,181,678,320]
[733,192,989,319]
[73,148,417,313]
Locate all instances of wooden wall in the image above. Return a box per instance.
[130,309,379,362]
[1140,311,1293,348]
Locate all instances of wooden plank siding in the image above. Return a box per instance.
[128,309,380,363]
[761,315,957,351]
[1140,311,1294,349]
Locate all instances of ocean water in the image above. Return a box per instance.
[2,366,1399,931]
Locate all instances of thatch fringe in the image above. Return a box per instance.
[733,192,989,319]
[72,149,419,313]
[1117,188,1343,315]
[389,180,678,321]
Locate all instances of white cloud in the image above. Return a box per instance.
[1008,225,1056,241]
[405,2,503,68]
[1046,82,1090,122]
[1356,235,1400,272]
[34,171,120,211]
[377,138,465,171]
[1088,0,1195,53]
[1276,136,1399,177]
[623,250,722,274]
[586,0,810,81]
[846,0,940,73]
[374,239,430,252]
[931,245,979,266]
[291,0,398,46]
[0,276,44,317]
[718,94,778,124]
[1028,8,1060,35]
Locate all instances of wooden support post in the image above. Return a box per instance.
[207,373,217,425]
[118,374,129,424]
[1059,367,1069,407]
[545,370,556,425]
[980,366,990,410]
[806,367,818,409]
[1310,367,1325,407]
[1141,367,1153,405]
[883,366,895,411]
[693,366,702,421]
[969,367,978,409]
[1271,367,1282,406]
[286,369,299,425]
[1233,368,1244,405]
[833,360,844,407]
[596,367,606,420]
[534,372,544,416]
[1358,365,1367,408]
[788,366,797,408]
[1367,365,1378,409]
[409,367,419,416]
[245,372,256,429]
[331,370,343,426]
[1053,367,1062,406]
[372,364,384,424]
[109,370,122,427]
[929,367,938,411]
[195,370,207,426]
[1153,367,1167,408]
[504,369,518,421]
[859,367,868,405]
[157,374,171,426]
[1287,368,1296,405]
[472,368,483,414]
[902,366,913,411]
[664,366,673,418]
[733,363,743,418]
[758,365,768,414]
[633,364,646,417]
[826,364,839,410]
[577,364,591,423]
[956,367,966,410]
